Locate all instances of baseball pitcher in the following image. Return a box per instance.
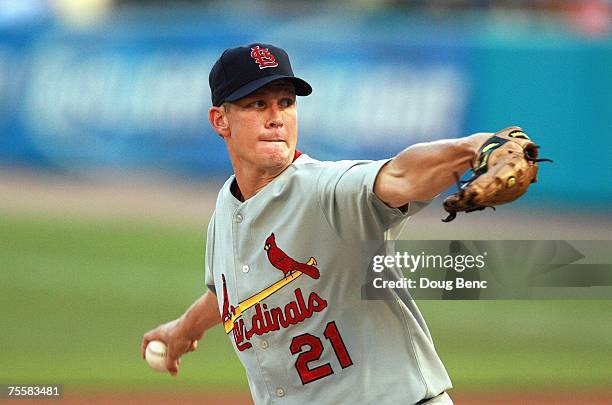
[141,43,548,404]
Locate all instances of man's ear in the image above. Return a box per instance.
[208,106,230,138]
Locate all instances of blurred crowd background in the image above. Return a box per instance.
[0,0,610,207]
[1,1,611,403]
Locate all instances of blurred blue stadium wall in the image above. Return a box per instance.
[0,10,610,205]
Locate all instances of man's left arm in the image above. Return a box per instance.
[374,132,492,207]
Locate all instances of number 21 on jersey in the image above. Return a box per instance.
[290,321,354,384]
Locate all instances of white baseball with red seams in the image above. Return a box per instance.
[145,340,168,372]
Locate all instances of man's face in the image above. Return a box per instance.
[223,81,297,172]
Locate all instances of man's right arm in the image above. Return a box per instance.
[140,289,221,376]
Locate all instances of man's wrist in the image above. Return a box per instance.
[467,132,492,149]
[176,314,201,341]
[464,132,492,166]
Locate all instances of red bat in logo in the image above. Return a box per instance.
[264,233,320,279]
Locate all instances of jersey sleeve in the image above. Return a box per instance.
[316,159,430,240]
[204,212,216,294]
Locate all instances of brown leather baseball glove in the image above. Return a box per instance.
[442,126,552,222]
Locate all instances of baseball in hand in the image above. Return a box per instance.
[145,340,168,372]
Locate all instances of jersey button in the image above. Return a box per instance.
[242,265,250,273]
[276,388,285,397]
[260,340,269,349]
[235,214,243,223]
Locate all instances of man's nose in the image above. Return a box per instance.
[266,105,283,129]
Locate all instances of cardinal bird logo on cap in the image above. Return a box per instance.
[250,46,279,69]
[264,233,320,279]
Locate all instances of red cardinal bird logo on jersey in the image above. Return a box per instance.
[264,233,320,279]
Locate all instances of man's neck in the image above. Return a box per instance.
[232,165,286,201]
[230,150,302,202]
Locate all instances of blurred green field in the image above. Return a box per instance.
[1,211,611,394]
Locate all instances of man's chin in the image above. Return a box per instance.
[257,144,292,164]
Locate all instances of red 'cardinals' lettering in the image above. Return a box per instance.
[264,233,320,279]
[233,319,252,351]
[231,288,328,351]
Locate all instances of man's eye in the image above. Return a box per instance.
[250,100,265,108]
[280,98,295,107]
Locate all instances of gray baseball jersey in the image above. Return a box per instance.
[205,154,451,404]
